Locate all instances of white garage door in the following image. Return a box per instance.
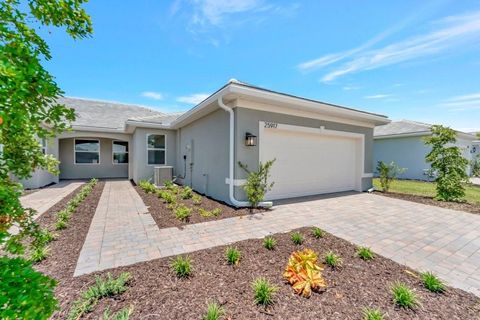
[259,124,361,200]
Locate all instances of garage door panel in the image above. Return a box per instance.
[260,127,359,200]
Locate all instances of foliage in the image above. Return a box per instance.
[424,125,469,202]
[312,227,325,238]
[283,248,326,298]
[238,159,275,208]
[181,186,193,199]
[0,257,58,319]
[192,194,202,205]
[29,244,50,263]
[101,306,134,320]
[471,155,480,178]
[356,246,375,261]
[252,277,278,306]
[324,251,342,268]
[171,256,192,278]
[139,180,156,193]
[174,205,192,221]
[225,246,241,265]
[291,232,303,245]
[421,272,445,293]
[362,307,384,320]
[391,282,419,309]
[164,180,175,190]
[263,236,277,250]
[159,190,177,204]
[67,272,131,320]
[375,161,406,192]
[203,302,225,320]
[198,208,221,218]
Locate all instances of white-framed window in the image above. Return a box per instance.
[40,138,47,155]
[146,134,166,165]
[113,140,128,164]
[74,139,100,164]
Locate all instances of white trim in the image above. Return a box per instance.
[146,133,167,166]
[112,140,129,165]
[225,178,246,186]
[40,137,48,155]
[74,138,100,165]
[362,173,373,178]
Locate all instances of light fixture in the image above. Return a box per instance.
[245,132,257,146]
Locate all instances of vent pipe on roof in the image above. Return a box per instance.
[217,96,273,208]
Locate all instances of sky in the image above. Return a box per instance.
[40,0,480,132]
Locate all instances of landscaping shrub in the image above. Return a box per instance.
[356,246,375,261]
[171,256,192,278]
[198,208,221,217]
[225,247,241,265]
[164,180,175,190]
[181,186,193,199]
[283,248,326,298]
[424,125,469,202]
[421,271,445,293]
[291,232,303,245]
[312,227,325,238]
[203,302,225,320]
[391,282,419,309]
[324,251,342,268]
[376,161,406,192]
[139,180,156,193]
[67,272,131,320]
[238,159,276,208]
[192,194,202,205]
[102,305,134,320]
[174,205,192,221]
[30,244,50,263]
[471,155,480,178]
[252,277,278,306]
[362,307,384,320]
[263,236,277,250]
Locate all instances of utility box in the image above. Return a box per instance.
[154,166,173,187]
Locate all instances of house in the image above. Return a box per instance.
[373,120,479,180]
[21,80,390,205]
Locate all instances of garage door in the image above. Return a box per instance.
[259,124,360,200]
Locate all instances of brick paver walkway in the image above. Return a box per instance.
[75,185,480,297]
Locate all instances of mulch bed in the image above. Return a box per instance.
[49,227,478,319]
[134,184,268,229]
[374,191,480,215]
[33,181,105,315]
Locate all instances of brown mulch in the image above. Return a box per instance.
[46,226,478,319]
[374,191,480,215]
[134,184,268,229]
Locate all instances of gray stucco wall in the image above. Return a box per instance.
[131,128,177,183]
[373,136,432,180]
[233,107,375,200]
[19,137,59,189]
[59,137,128,179]
[175,108,230,202]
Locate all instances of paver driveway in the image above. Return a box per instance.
[75,183,480,297]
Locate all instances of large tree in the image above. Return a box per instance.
[0,0,92,318]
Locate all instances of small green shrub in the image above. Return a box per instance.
[171,256,192,278]
[356,246,375,261]
[203,302,225,320]
[181,186,193,199]
[174,205,192,221]
[252,277,277,306]
[391,282,419,309]
[199,208,222,218]
[139,180,156,193]
[312,227,325,238]
[362,307,384,320]
[30,245,50,263]
[54,219,67,230]
[324,251,342,268]
[225,247,241,265]
[35,228,56,245]
[421,272,445,293]
[67,273,131,320]
[263,236,277,250]
[238,159,276,208]
[291,232,303,245]
[162,191,177,204]
[102,305,134,320]
[192,194,202,205]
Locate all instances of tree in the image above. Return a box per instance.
[238,159,275,208]
[424,125,469,202]
[375,161,406,192]
[476,132,480,139]
[0,0,92,318]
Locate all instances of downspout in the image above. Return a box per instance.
[217,96,273,208]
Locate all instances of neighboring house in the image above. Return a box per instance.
[21,80,390,205]
[373,120,478,180]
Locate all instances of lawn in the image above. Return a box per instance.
[373,178,480,204]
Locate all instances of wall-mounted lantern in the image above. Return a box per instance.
[245,132,257,146]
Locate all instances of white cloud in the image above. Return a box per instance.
[364,94,392,99]
[342,85,361,91]
[177,93,210,105]
[440,92,480,111]
[141,91,164,100]
[191,0,264,26]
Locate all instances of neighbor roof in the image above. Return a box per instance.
[374,120,477,139]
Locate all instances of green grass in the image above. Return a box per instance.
[263,236,277,250]
[291,232,303,245]
[356,246,375,261]
[225,247,241,265]
[373,178,480,204]
[391,281,419,309]
[421,271,445,293]
[252,277,278,306]
[324,251,342,268]
[203,302,225,320]
[362,307,384,320]
[312,227,325,238]
[171,256,192,278]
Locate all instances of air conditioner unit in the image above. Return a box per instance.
[154,166,173,187]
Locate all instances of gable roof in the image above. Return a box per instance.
[374,120,477,140]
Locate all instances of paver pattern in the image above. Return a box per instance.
[75,183,480,297]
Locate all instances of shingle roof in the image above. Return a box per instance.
[128,112,184,126]
[58,97,166,130]
[374,120,432,137]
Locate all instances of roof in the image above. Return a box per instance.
[374,120,477,139]
[128,112,184,126]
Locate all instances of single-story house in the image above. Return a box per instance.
[373,120,479,180]
[21,80,390,205]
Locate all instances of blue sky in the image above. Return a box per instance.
[42,0,480,131]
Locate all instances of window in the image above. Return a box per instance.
[75,139,100,164]
[113,141,128,164]
[147,134,165,165]
[40,138,47,155]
